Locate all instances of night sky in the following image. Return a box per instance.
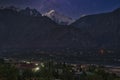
[0,0,120,19]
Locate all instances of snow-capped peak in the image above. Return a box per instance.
[43,10,75,25]
[49,10,56,14]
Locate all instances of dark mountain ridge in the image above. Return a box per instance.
[0,7,93,51]
[71,8,120,49]
[0,7,120,52]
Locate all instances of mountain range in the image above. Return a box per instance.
[0,7,120,51]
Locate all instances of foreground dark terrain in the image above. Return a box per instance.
[0,58,120,80]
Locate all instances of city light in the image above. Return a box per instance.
[35,63,39,66]
[33,67,40,72]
